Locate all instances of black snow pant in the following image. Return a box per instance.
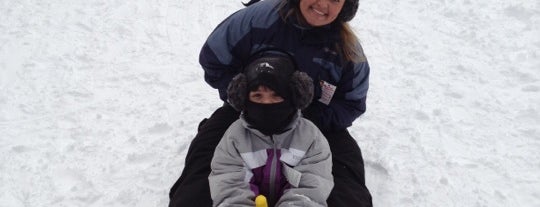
[168,104,372,207]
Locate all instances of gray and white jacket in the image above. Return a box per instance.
[209,112,333,207]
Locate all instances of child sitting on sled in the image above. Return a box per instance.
[209,51,334,207]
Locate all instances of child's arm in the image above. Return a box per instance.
[276,128,334,207]
[209,127,256,207]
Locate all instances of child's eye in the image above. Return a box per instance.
[271,94,284,101]
[270,92,281,97]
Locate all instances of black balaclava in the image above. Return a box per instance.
[243,56,297,135]
[244,99,296,135]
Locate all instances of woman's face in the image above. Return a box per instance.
[248,86,284,104]
[299,0,345,27]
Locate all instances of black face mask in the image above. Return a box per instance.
[244,100,296,135]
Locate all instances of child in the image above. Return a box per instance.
[209,52,334,207]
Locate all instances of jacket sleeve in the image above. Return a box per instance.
[199,0,281,101]
[276,129,334,207]
[199,13,251,102]
[304,59,370,132]
[209,128,255,207]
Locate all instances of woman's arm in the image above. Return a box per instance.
[304,60,370,132]
[199,0,281,102]
[199,10,253,102]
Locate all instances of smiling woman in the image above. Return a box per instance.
[299,0,345,26]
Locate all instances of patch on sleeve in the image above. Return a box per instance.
[318,80,336,105]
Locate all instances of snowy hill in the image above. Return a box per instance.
[1,0,539,206]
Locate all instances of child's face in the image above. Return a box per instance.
[249,85,284,104]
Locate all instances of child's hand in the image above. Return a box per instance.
[255,195,268,207]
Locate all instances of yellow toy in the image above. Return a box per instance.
[255,195,268,207]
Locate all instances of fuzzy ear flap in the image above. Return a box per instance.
[290,71,314,110]
[227,74,247,111]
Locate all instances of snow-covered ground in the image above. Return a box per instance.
[1,0,539,206]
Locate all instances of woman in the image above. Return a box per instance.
[169,0,372,206]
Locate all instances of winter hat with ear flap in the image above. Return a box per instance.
[226,51,314,112]
[338,0,359,22]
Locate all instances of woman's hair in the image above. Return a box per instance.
[338,22,365,63]
[277,0,365,63]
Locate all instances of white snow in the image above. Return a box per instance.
[1,0,539,206]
